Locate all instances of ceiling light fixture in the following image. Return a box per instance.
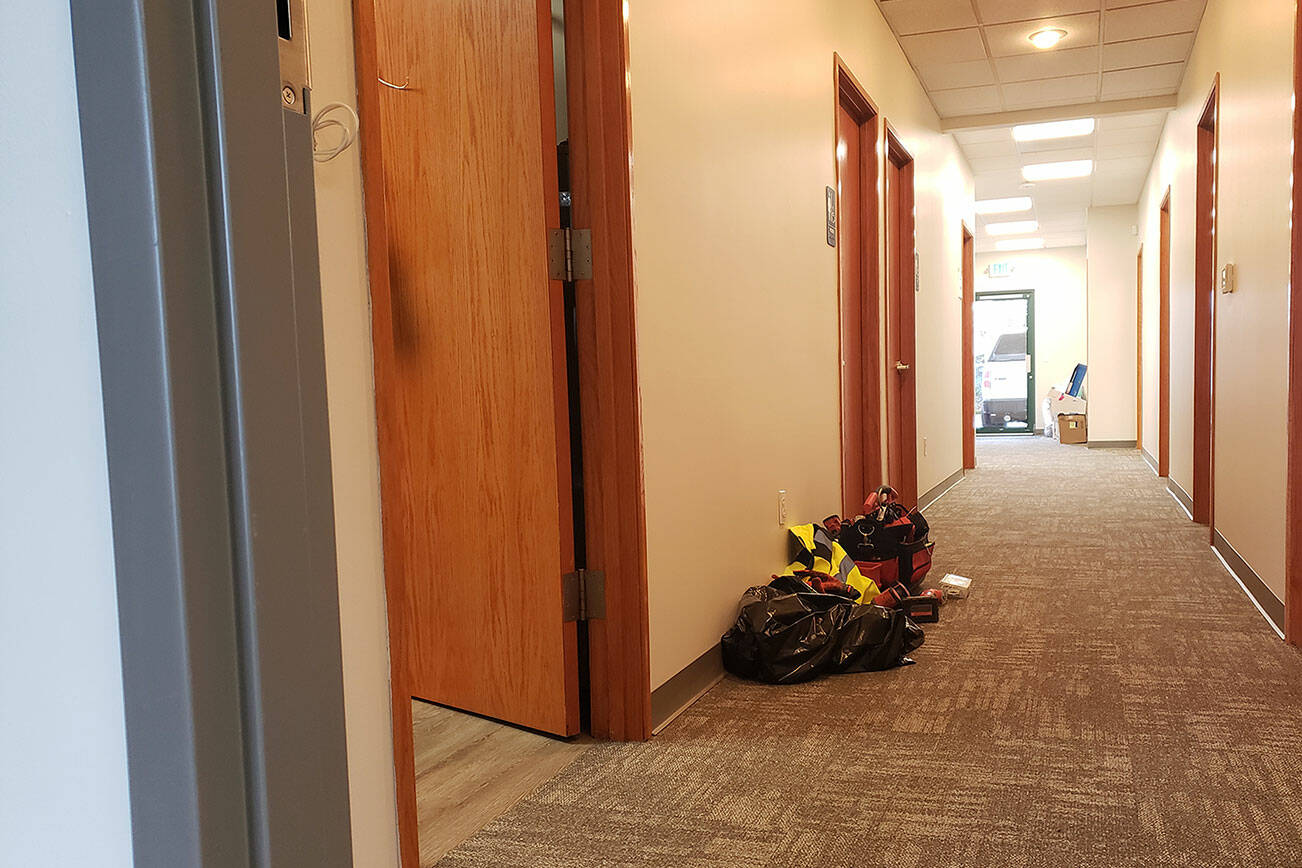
[1029,28,1067,50]
[987,220,1039,236]
[975,196,1033,215]
[1022,159,1094,181]
[996,238,1046,251]
[1013,118,1095,142]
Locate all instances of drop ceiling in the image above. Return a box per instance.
[875,0,1209,252]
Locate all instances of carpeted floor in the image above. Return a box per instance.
[440,437,1302,867]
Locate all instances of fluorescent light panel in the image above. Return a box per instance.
[996,238,1046,251]
[975,196,1032,215]
[1022,160,1093,181]
[1012,118,1095,142]
[986,220,1039,236]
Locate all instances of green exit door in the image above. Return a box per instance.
[974,290,1035,435]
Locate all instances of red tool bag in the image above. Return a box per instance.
[855,538,934,589]
[845,487,935,590]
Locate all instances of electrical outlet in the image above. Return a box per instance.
[777,490,788,527]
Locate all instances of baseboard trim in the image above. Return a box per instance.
[1212,530,1285,638]
[1140,447,1158,476]
[1087,439,1137,449]
[918,468,965,512]
[1166,477,1193,519]
[651,643,724,735]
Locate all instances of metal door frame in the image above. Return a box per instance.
[68,0,353,864]
[974,289,1037,435]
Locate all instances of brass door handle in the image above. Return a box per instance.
[895,362,910,372]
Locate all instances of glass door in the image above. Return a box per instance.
[974,290,1035,434]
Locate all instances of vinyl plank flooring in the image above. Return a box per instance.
[412,699,586,866]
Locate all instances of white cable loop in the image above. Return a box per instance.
[312,101,359,163]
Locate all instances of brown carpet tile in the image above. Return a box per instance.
[440,437,1302,867]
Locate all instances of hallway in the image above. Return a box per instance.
[439,439,1302,867]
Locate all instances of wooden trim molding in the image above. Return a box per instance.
[961,223,975,470]
[1158,188,1172,478]
[1193,76,1220,531]
[564,0,652,741]
[1287,0,1302,645]
[1136,246,1143,452]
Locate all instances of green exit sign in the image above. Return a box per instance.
[986,261,1015,278]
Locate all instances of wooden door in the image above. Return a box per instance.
[372,0,578,737]
[885,132,918,506]
[835,63,881,515]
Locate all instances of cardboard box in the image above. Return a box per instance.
[1057,413,1087,445]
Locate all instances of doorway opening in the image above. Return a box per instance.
[961,224,976,468]
[973,290,1035,434]
[834,56,882,515]
[1159,188,1172,478]
[1193,78,1220,529]
[885,129,918,506]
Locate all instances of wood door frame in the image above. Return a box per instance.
[1136,245,1143,452]
[961,223,976,469]
[1287,0,1302,646]
[1193,76,1220,530]
[885,125,919,506]
[1159,188,1172,478]
[833,54,882,513]
[351,1,651,864]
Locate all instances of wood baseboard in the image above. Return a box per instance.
[919,468,965,512]
[1213,530,1286,632]
[650,644,724,734]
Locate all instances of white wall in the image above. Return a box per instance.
[1086,206,1139,442]
[306,0,401,863]
[975,248,1088,430]
[630,0,974,689]
[1137,0,1292,599]
[0,3,134,864]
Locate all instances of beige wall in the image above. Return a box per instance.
[306,0,400,864]
[1137,0,1292,599]
[976,248,1088,431]
[1086,206,1139,442]
[629,0,973,689]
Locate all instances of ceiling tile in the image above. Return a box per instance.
[1103,0,1205,42]
[984,12,1100,57]
[1002,73,1099,108]
[974,0,1098,25]
[1096,124,1162,146]
[993,46,1100,82]
[918,59,998,90]
[878,0,979,35]
[1098,110,1169,130]
[930,84,1004,116]
[1019,135,1096,153]
[1096,154,1156,175]
[898,28,989,65]
[1096,139,1159,159]
[970,155,1027,173]
[960,139,1022,158]
[1100,62,1184,97]
[1102,32,1194,70]
[955,127,1016,145]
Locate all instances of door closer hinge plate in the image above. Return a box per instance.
[548,228,593,282]
[562,569,606,622]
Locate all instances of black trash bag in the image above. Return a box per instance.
[721,575,925,684]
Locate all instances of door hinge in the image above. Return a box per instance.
[547,228,593,282]
[562,569,606,622]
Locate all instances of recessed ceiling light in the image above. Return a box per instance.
[996,238,1046,251]
[1013,118,1095,142]
[1029,28,1067,50]
[1022,159,1094,181]
[987,220,1039,236]
[975,196,1033,215]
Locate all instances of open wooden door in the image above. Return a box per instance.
[370,0,579,734]
[885,129,918,506]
